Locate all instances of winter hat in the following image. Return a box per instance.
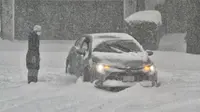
[33,25,42,32]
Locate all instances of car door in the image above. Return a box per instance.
[70,37,85,74]
[76,37,92,77]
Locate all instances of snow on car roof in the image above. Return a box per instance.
[125,10,162,25]
[88,32,132,39]
[87,32,144,51]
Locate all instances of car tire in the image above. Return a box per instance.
[94,80,103,88]
[151,74,159,87]
[82,67,90,82]
[89,67,97,83]
[89,67,103,88]
[151,80,157,87]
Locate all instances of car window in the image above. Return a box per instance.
[82,42,89,51]
[80,37,90,51]
[74,37,85,48]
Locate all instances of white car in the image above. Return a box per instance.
[65,33,158,89]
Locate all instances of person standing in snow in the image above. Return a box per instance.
[26,25,41,84]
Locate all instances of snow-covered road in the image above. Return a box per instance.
[0,33,200,112]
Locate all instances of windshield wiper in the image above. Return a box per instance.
[109,46,125,53]
[111,44,131,52]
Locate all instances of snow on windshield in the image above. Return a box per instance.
[91,33,144,51]
[93,40,142,53]
[125,10,162,25]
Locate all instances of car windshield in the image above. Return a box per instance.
[93,40,141,53]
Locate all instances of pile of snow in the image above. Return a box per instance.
[125,10,162,25]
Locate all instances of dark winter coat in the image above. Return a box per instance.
[26,31,40,70]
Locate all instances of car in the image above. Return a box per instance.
[65,32,158,88]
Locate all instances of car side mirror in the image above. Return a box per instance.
[146,50,153,56]
[77,49,86,56]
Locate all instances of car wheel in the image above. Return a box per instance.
[94,80,103,88]
[151,80,157,87]
[151,74,159,87]
[152,80,161,87]
[89,67,97,83]
[90,67,103,88]
[82,67,90,82]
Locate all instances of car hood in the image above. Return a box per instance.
[92,52,148,69]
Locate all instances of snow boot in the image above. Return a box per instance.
[28,76,33,84]
[33,76,38,83]
[28,69,39,83]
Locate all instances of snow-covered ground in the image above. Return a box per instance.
[158,33,187,52]
[0,33,200,112]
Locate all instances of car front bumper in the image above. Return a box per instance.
[97,70,157,87]
[102,80,137,87]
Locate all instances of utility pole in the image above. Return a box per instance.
[1,0,15,41]
[0,0,2,39]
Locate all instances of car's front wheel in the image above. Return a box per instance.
[152,80,157,87]
[151,73,160,87]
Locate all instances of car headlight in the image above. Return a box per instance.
[143,64,156,73]
[96,63,110,74]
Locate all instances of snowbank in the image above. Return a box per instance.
[125,10,162,25]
